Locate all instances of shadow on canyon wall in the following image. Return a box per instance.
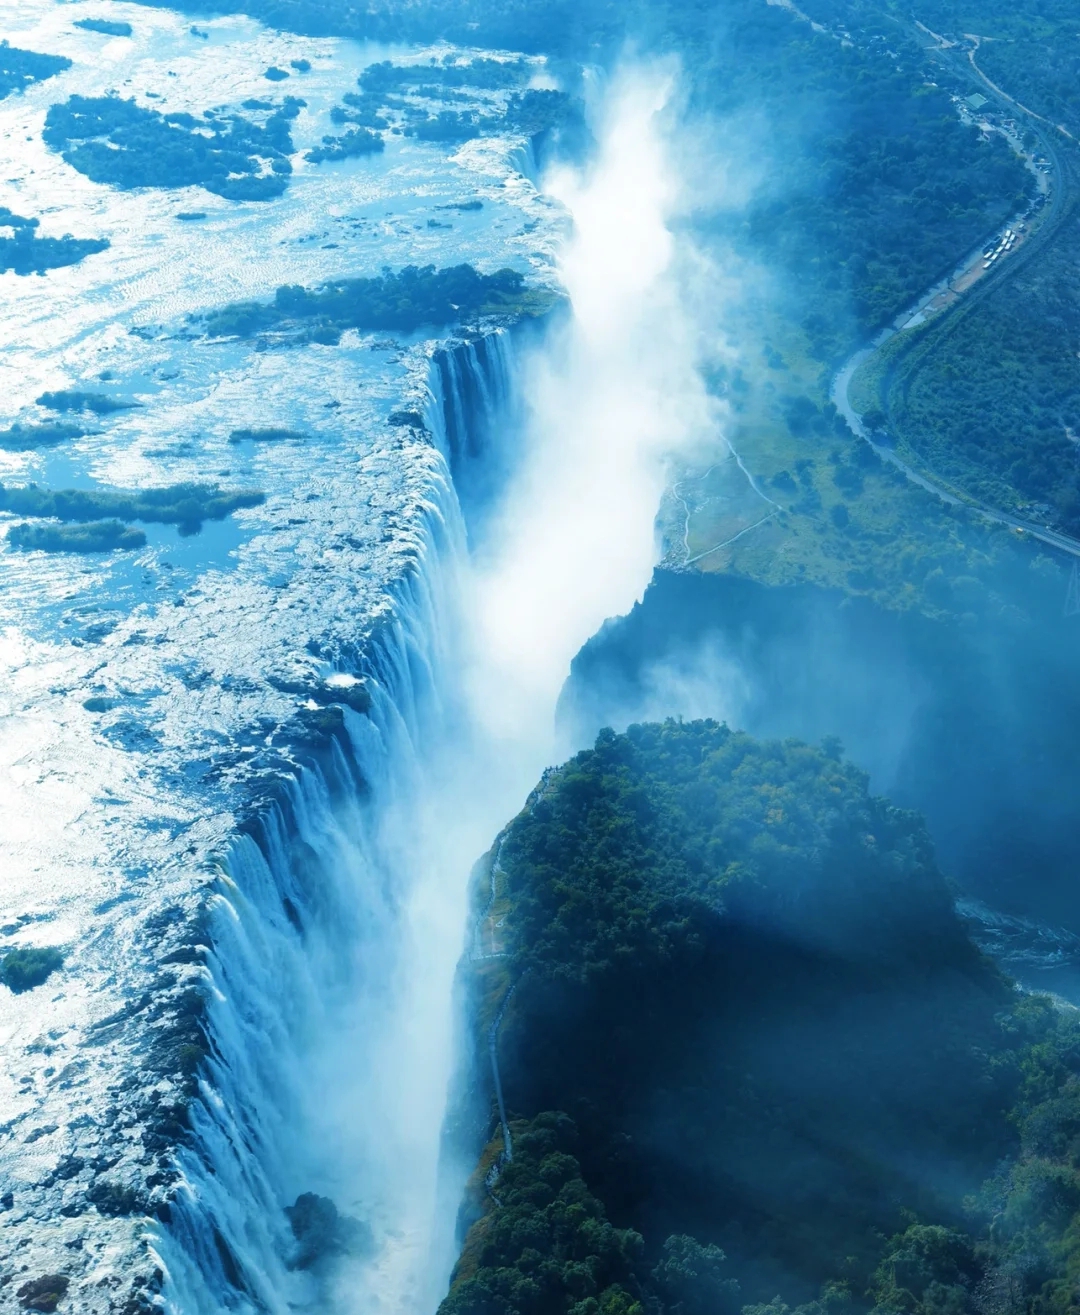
[560,568,1080,937]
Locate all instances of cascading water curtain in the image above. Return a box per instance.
[154,337,519,1315]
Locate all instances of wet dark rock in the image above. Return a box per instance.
[285,1192,374,1270]
[52,1156,85,1181]
[16,1274,69,1312]
[24,1126,58,1144]
[387,409,426,429]
[87,1180,142,1217]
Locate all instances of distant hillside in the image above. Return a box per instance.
[443,720,1080,1315]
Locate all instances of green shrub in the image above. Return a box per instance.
[0,481,265,533]
[8,520,145,552]
[74,18,132,36]
[0,422,84,450]
[331,97,388,129]
[1,946,64,992]
[228,427,304,443]
[0,206,108,274]
[36,390,135,414]
[15,1275,69,1313]
[205,263,544,340]
[359,58,530,95]
[305,127,384,162]
[404,110,492,142]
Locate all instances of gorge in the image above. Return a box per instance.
[5,0,1080,1313]
[0,12,713,1310]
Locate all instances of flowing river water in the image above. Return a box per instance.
[0,10,709,1311]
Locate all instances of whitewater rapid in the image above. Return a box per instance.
[0,4,557,1309]
[0,14,710,1311]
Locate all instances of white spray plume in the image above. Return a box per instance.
[317,61,725,1315]
[466,62,718,758]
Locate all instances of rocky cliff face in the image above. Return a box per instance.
[561,568,1080,964]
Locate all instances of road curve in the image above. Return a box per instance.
[832,22,1080,561]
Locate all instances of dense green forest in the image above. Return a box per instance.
[445,722,1080,1315]
[0,206,109,275]
[883,203,1080,529]
[0,42,70,100]
[879,0,1080,139]
[772,0,1080,532]
[663,6,1030,355]
[203,264,551,341]
[43,95,303,200]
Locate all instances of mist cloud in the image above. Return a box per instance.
[313,63,733,1314]
[465,62,722,757]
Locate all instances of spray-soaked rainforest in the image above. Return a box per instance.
[2,0,1080,1313]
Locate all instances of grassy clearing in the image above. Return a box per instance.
[670,311,1059,621]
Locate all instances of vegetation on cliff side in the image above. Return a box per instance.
[444,721,1080,1315]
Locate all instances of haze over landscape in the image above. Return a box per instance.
[2,1,1080,1314]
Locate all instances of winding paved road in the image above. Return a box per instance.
[832,18,1080,561]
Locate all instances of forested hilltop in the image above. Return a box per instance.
[444,721,1080,1315]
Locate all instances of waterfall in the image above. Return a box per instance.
[428,330,524,527]
[153,64,703,1315]
[153,336,514,1315]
